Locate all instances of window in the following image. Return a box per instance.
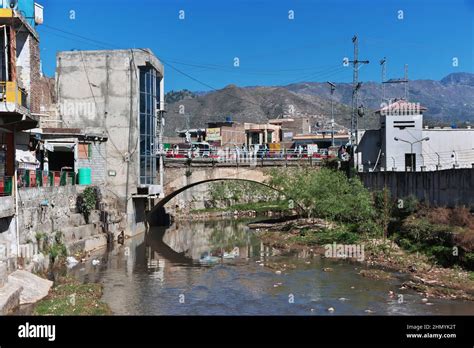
[78,143,91,160]
[139,66,160,185]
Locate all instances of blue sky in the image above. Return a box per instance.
[39,0,473,92]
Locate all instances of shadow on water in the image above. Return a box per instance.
[145,225,196,266]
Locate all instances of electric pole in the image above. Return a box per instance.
[327,81,336,147]
[156,98,166,198]
[380,57,386,105]
[348,35,369,171]
[404,64,409,101]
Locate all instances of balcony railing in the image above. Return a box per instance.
[0,81,28,109]
[0,169,76,196]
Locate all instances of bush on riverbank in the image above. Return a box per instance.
[269,167,377,225]
[394,206,474,270]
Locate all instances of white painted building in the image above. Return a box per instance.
[358,99,474,172]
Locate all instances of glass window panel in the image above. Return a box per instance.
[140,70,145,92]
[140,93,146,113]
[146,72,151,93]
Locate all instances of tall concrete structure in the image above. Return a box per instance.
[56,49,164,235]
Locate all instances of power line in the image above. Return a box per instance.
[41,24,353,121]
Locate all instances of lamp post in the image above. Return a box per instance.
[394,136,430,172]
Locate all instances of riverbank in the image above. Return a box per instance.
[251,218,474,301]
[32,276,111,315]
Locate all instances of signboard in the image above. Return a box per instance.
[283,132,293,140]
[307,144,319,156]
[269,143,281,151]
[206,128,221,141]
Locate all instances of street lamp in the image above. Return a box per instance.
[394,136,430,171]
[327,81,336,147]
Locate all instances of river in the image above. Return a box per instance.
[68,218,474,315]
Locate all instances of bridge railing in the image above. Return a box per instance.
[164,147,339,166]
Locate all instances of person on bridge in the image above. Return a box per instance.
[235,145,240,163]
[242,144,248,160]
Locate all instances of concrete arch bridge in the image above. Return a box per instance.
[147,166,311,225]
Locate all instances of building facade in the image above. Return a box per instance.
[358,99,474,172]
[56,49,164,235]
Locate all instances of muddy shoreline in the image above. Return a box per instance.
[248,217,474,301]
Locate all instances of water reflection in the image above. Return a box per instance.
[161,219,262,262]
[67,219,474,315]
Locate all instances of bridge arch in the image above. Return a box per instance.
[147,178,306,225]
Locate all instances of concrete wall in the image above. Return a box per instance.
[359,168,474,207]
[0,196,14,218]
[421,129,474,170]
[15,25,41,114]
[56,49,164,235]
[77,141,107,185]
[16,185,78,241]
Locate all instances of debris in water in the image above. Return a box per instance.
[92,259,100,266]
[275,270,282,275]
[66,256,79,268]
[323,267,333,272]
[421,298,429,303]
[327,307,335,312]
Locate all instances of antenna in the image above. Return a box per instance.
[383,63,409,102]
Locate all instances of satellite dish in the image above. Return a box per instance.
[9,0,17,8]
[358,105,365,117]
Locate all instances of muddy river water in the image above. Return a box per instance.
[68,219,474,315]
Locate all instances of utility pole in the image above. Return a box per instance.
[158,108,165,198]
[404,64,409,101]
[155,91,166,198]
[348,35,369,171]
[380,57,386,105]
[327,81,336,147]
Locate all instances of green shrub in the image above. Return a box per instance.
[269,167,376,224]
[77,186,100,223]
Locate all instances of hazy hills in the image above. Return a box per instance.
[164,72,474,136]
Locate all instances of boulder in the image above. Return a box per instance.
[7,270,53,305]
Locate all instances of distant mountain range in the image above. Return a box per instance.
[164,72,474,136]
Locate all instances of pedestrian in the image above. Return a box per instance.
[235,145,240,163]
[242,144,248,160]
